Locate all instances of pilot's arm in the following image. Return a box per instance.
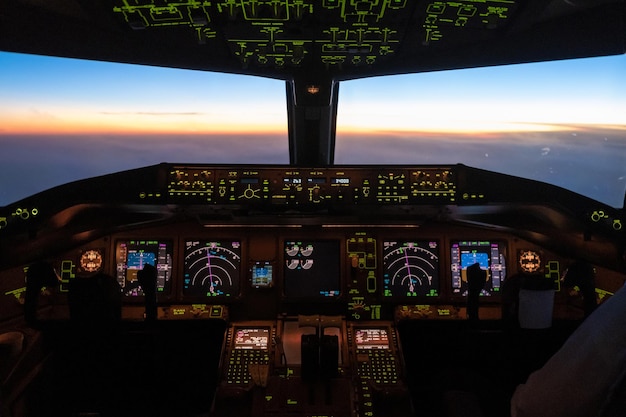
[511,283,626,417]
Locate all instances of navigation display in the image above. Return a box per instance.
[283,240,341,298]
[183,240,241,297]
[450,240,506,296]
[354,328,390,350]
[115,239,173,297]
[382,240,439,297]
[234,328,269,350]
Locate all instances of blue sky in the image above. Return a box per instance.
[0,51,625,207]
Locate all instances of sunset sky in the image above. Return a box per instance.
[1,51,625,206]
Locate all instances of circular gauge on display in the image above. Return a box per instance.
[382,241,439,297]
[79,249,103,274]
[519,250,542,273]
[183,241,241,297]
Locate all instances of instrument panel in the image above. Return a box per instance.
[23,221,581,324]
[3,163,624,323]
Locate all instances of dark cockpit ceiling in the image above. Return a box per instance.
[1,0,625,166]
[1,0,624,80]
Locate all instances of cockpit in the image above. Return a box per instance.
[0,1,625,416]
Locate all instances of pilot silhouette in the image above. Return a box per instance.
[138,264,158,321]
[24,260,60,327]
[466,262,487,324]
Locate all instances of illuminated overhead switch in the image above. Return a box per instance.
[151,7,183,23]
[273,43,288,53]
[458,5,476,17]
[427,3,446,14]
[389,0,407,8]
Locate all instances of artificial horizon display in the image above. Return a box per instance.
[115,239,173,297]
[450,240,507,296]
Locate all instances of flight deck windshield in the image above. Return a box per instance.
[336,55,626,208]
[1,52,625,207]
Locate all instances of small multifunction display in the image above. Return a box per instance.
[251,261,273,288]
[354,328,390,350]
[234,328,269,350]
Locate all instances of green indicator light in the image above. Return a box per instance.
[4,287,27,302]
[596,288,614,300]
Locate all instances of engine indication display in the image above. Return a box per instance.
[283,240,341,298]
[184,240,241,297]
[382,240,439,297]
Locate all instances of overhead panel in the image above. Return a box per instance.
[1,1,623,79]
[111,0,518,75]
[421,0,517,45]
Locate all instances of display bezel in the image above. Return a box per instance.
[282,239,343,301]
[232,327,270,350]
[114,239,174,299]
[381,239,440,299]
[449,239,507,297]
[182,239,242,299]
[250,260,275,289]
[354,327,391,350]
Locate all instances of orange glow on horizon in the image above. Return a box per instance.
[1,110,624,137]
[0,118,288,136]
[0,104,289,135]
[338,122,626,137]
[0,125,289,136]
[3,123,626,138]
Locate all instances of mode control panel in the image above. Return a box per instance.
[167,165,457,206]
